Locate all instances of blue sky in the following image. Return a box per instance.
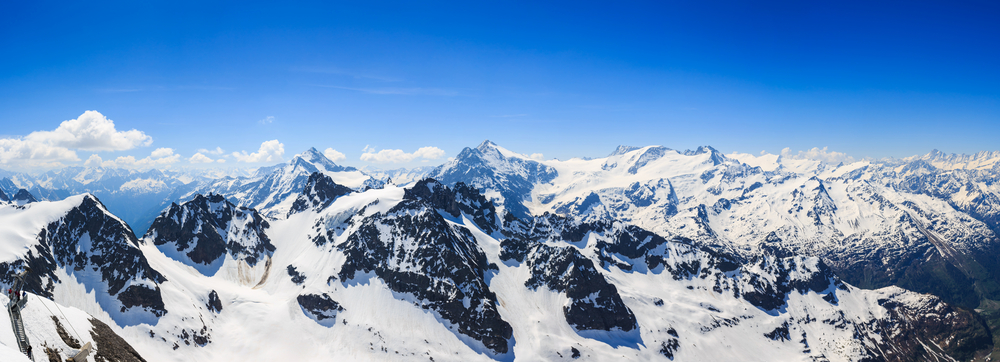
[1,1,997,170]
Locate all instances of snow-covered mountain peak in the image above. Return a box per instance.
[683,145,727,165]
[403,178,502,235]
[0,193,168,328]
[909,148,1000,170]
[180,148,380,220]
[2,149,999,360]
[608,145,641,157]
[144,192,275,279]
[289,147,356,174]
[475,139,524,162]
[431,141,558,218]
[476,139,498,150]
[288,172,355,216]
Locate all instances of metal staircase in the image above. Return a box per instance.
[7,268,33,361]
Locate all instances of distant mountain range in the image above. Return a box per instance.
[2,141,1000,361]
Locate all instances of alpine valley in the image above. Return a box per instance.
[4,141,1000,361]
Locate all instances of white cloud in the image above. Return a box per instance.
[0,110,159,168]
[101,156,138,168]
[232,140,285,163]
[100,148,180,168]
[258,116,274,125]
[780,147,856,164]
[151,147,174,158]
[529,153,544,160]
[360,146,446,164]
[0,138,80,166]
[84,154,103,167]
[150,148,181,164]
[413,147,445,160]
[198,147,225,155]
[216,159,226,163]
[189,153,215,164]
[324,148,346,162]
[25,110,152,151]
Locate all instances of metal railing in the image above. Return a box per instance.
[7,268,34,361]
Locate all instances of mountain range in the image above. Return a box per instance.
[3,141,1000,361]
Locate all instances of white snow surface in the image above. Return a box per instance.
[0,195,86,262]
[3,143,1000,361]
[431,143,999,266]
[1,291,144,362]
[0,182,958,361]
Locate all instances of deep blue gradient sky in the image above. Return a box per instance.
[1,1,998,169]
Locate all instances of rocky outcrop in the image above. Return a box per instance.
[0,195,167,324]
[288,172,354,215]
[145,193,275,268]
[337,183,513,355]
[297,293,344,324]
[523,243,637,332]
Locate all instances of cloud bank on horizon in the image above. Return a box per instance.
[0,110,151,167]
[0,110,952,172]
[0,110,455,171]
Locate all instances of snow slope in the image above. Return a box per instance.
[74,175,985,361]
[430,141,1000,312]
[3,143,1000,361]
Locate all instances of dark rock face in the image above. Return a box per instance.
[145,193,275,267]
[287,265,305,285]
[403,178,501,235]
[659,338,680,359]
[297,293,344,322]
[117,285,166,314]
[175,322,212,348]
[288,172,353,215]
[0,188,7,202]
[488,187,991,360]
[764,321,791,341]
[207,290,223,313]
[0,195,167,321]
[523,244,638,332]
[52,316,81,348]
[337,185,513,355]
[89,317,148,362]
[870,290,992,362]
[503,212,846,313]
[13,188,37,204]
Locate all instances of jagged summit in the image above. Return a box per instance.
[289,147,357,173]
[1,140,1000,361]
[11,189,36,205]
[608,145,641,157]
[145,192,274,275]
[303,146,324,157]
[288,172,354,215]
[477,139,497,150]
[180,147,379,219]
[683,145,727,165]
[0,194,167,327]
[430,140,558,218]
